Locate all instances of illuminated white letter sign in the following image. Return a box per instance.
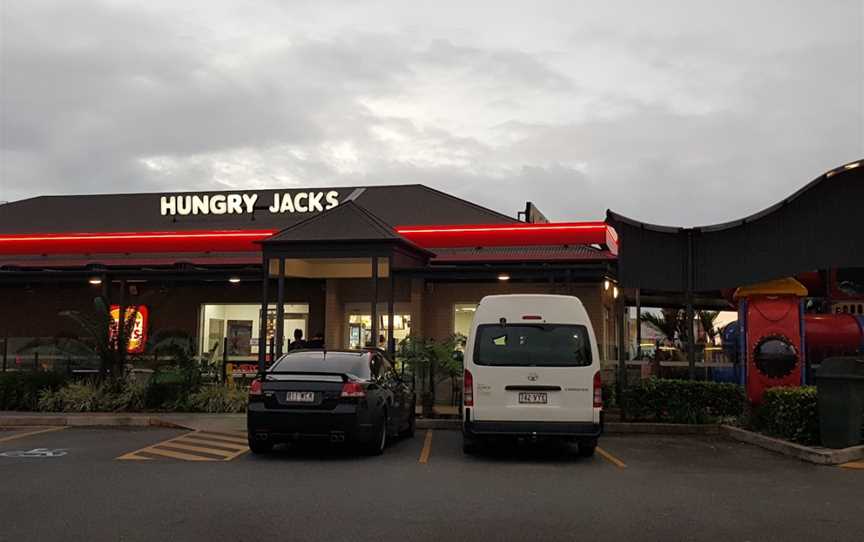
[160,190,339,217]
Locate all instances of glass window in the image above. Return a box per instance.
[271,351,371,379]
[199,303,309,362]
[347,313,412,349]
[473,324,593,367]
[454,303,477,339]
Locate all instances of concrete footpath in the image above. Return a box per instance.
[0,412,720,435]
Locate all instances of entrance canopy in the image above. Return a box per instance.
[607,159,864,293]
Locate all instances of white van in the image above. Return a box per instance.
[462,294,603,456]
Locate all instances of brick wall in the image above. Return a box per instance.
[0,279,325,342]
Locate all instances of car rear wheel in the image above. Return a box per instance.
[248,436,273,455]
[400,410,416,438]
[578,439,597,458]
[361,413,387,456]
[462,434,480,455]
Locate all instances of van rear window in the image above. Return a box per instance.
[473,324,593,367]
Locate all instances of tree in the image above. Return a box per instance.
[397,334,464,417]
[641,308,685,342]
[59,296,138,378]
[697,310,721,345]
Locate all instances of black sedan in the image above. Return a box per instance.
[247,349,416,455]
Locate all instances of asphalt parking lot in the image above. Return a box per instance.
[0,427,861,542]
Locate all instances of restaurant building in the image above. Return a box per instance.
[0,185,620,371]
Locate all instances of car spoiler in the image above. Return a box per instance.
[261,371,359,382]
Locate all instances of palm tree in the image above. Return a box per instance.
[59,296,138,378]
[697,310,721,345]
[641,308,685,342]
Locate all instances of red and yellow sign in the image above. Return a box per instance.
[109,305,149,354]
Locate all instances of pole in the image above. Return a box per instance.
[222,337,228,383]
[34,351,39,372]
[275,258,286,357]
[387,257,395,357]
[371,256,379,348]
[258,257,270,373]
[685,230,697,380]
[635,289,642,360]
[616,293,627,403]
[2,336,7,373]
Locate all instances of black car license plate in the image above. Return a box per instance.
[518,392,548,404]
[286,391,316,403]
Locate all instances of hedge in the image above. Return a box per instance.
[621,378,745,424]
[756,386,819,445]
[0,372,68,410]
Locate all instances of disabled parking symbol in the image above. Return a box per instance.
[0,448,68,458]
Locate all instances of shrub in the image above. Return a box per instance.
[621,378,745,424]
[37,378,148,413]
[184,385,247,413]
[756,386,819,445]
[601,382,617,409]
[0,372,67,410]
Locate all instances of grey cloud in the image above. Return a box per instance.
[0,0,861,227]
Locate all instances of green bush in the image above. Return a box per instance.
[184,385,247,413]
[0,372,67,410]
[621,378,745,424]
[756,386,819,445]
[601,382,617,409]
[37,378,148,413]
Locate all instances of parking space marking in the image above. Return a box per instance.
[418,430,433,464]
[117,430,249,462]
[840,460,864,470]
[596,446,627,469]
[0,426,66,444]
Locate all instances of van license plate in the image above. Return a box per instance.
[518,392,548,404]
[286,391,316,403]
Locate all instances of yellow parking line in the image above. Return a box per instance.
[0,426,66,444]
[840,461,864,470]
[596,446,627,469]
[140,446,216,461]
[184,433,248,446]
[418,430,433,464]
[116,430,249,462]
[154,441,237,458]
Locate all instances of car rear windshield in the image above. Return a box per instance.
[270,352,371,379]
[473,324,593,367]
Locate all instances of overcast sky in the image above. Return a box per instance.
[1,0,862,225]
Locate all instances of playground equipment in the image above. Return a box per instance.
[725,277,864,404]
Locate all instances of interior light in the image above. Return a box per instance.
[88,277,102,285]
[604,280,611,291]
[498,274,510,281]
[613,286,619,299]
[228,277,241,284]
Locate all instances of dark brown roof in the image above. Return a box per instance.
[262,200,403,243]
[0,184,516,234]
[430,245,615,263]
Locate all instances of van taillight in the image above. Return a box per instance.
[593,371,602,408]
[340,381,366,398]
[249,379,263,396]
[464,369,474,407]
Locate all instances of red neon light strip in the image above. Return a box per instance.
[0,230,275,242]
[0,221,617,255]
[395,221,614,249]
[0,229,277,255]
[396,223,606,234]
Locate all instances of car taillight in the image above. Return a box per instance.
[249,379,263,396]
[464,369,474,407]
[340,381,366,398]
[593,371,602,408]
